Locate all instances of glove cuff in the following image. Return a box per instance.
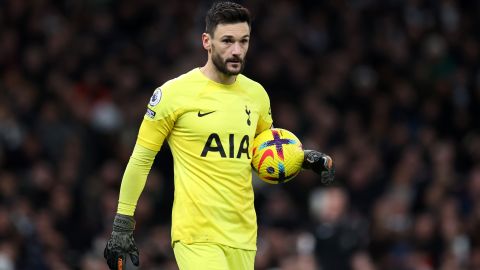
[113,214,135,232]
[302,149,320,170]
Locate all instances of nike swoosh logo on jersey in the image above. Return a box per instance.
[198,110,216,117]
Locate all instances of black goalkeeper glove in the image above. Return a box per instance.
[302,150,335,185]
[104,214,140,270]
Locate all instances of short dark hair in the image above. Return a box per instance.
[205,1,251,36]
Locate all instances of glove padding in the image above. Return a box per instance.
[104,214,140,270]
[303,150,335,185]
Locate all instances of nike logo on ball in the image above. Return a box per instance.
[198,110,216,117]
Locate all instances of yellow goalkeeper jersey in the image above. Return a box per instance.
[137,68,272,250]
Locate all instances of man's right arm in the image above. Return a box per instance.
[117,143,158,215]
[103,143,157,270]
[118,85,177,213]
[104,86,175,269]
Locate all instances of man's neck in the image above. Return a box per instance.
[200,61,237,85]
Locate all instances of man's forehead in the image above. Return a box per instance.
[213,22,250,38]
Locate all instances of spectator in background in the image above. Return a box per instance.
[309,187,369,270]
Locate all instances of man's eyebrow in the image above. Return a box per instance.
[220,34,250,39]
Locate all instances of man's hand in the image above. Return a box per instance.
[104,214,140,270]
[303,150,335,185]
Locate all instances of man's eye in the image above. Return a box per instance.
[222,39,233,44]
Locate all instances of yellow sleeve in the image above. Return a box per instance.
[255,87,273,136]
[117,143,158,216]
[118,85,183,215]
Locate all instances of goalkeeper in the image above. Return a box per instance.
[103,2,334,270]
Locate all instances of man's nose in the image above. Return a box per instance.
[232,42,242,55]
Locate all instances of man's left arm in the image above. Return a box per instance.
[255,88,334,184]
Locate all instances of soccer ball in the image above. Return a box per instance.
[252,128,304,184]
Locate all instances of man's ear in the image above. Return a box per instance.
[202,33,211,51]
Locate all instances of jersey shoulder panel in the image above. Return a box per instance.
[237,74,263,89]
[237,74,270,104]
[161,68,204,94]
[146,69,206,119]
[237,74,269,100]
[139,69,207,150]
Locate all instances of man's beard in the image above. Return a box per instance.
[211,48,244,76]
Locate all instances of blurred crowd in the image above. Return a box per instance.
[1,0,480,269]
